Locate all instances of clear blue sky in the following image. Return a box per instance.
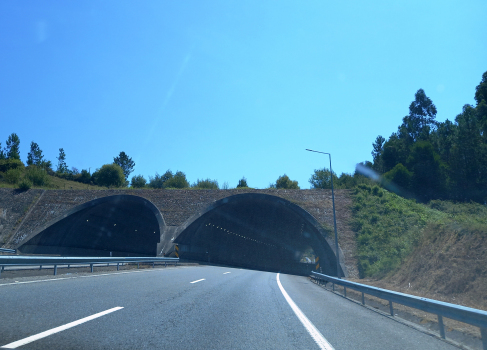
[1,1,486,189]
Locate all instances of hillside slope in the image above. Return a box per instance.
[351,185,487,311]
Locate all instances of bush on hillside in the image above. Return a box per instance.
[25,165,49,186]
[92,164,125,188]
[192,178,219,189]
[275,174,299,189]
[164,171,189,189]
[131,175,147,188]
[18,179,32,191]
[236,177,248,188]
[0,159,24,173]
[4,168,22,184]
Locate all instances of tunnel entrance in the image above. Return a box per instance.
[18,195,163,257]
[175,193,344,276]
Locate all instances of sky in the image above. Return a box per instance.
[1,1,486,189]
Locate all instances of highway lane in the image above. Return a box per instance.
[0,266,458,349]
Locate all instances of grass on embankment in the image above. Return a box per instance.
[0,174,106,190]
[351,184,487,279]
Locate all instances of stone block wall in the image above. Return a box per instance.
[0,189,44,246]
[0,188,358,277]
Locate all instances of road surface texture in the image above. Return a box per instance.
[0,265,459,349]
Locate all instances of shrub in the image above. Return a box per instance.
[25,165,49,186]
[131,175,147,188]
[92,164,125,188]
[383,163,412,190]
[192,178,218,189]
[0,159,24,173]
[275,174,300,189]
[164,171,189,189]
[236,177,248,188]
[75,169,92,184]
[4,168,22,184]
[18,179,32,191]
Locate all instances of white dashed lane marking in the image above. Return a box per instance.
[190,279,205,284]
[1,307,124,349]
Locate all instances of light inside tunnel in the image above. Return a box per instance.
[174,193,342,276]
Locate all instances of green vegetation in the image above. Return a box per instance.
[192,178,219,189]
[4,168,23,184]
[236,177,248,188]
[148,170,190,189]
[56,148,68,174]
[5,133,20,160]
[92,164,125,188]
[25,165,49,186]
[114,151,135,181]
[351,183,487,278]
[369,70,487,203]
[275,174,300,189]
[309,166,373,189]
[130,175,147,188]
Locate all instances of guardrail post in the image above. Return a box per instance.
[117,263,119,271]
[152,262,155,268]
[54,265,57,275]
[344,286,347,298]
[137,263,139,269]
[90,264,93,273]
[68,264,70,269]
[39,265,42,270]
[480,327,487,350]
[361,292,365,305]
[165,262,167,267]
[389,301,394,316]
[438,315,446,339]
[333,283,335,291]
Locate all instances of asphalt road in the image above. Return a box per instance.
[0,265,458,349]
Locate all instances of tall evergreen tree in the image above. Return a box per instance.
[371,135,385,172]
[450,105,485,200]
[113,151,135,180]
[401,89,437,142]
[5,133,20,160]
[56,148,68,174]
[27,141,44,166]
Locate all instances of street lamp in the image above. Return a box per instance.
[306,149,341,278]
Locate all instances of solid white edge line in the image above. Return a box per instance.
[1,306,124,349]
[276,273,334,350]
[190,278,205,284]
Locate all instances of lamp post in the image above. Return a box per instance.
[306,149,340,278]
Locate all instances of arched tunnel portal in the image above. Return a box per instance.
[174,193,346,276]
[18,195,163,257]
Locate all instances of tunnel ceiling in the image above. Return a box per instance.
[175,193,343,276]
[18,195,163,257]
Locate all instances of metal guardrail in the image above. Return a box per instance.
[311,271,487,349]
[0,256,179,276]
[0,248,16,254]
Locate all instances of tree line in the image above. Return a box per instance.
[368,71,487,202]
[0,138,322,190]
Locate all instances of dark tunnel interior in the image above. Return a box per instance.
[19,195,162,257]
[175,194,342,276]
